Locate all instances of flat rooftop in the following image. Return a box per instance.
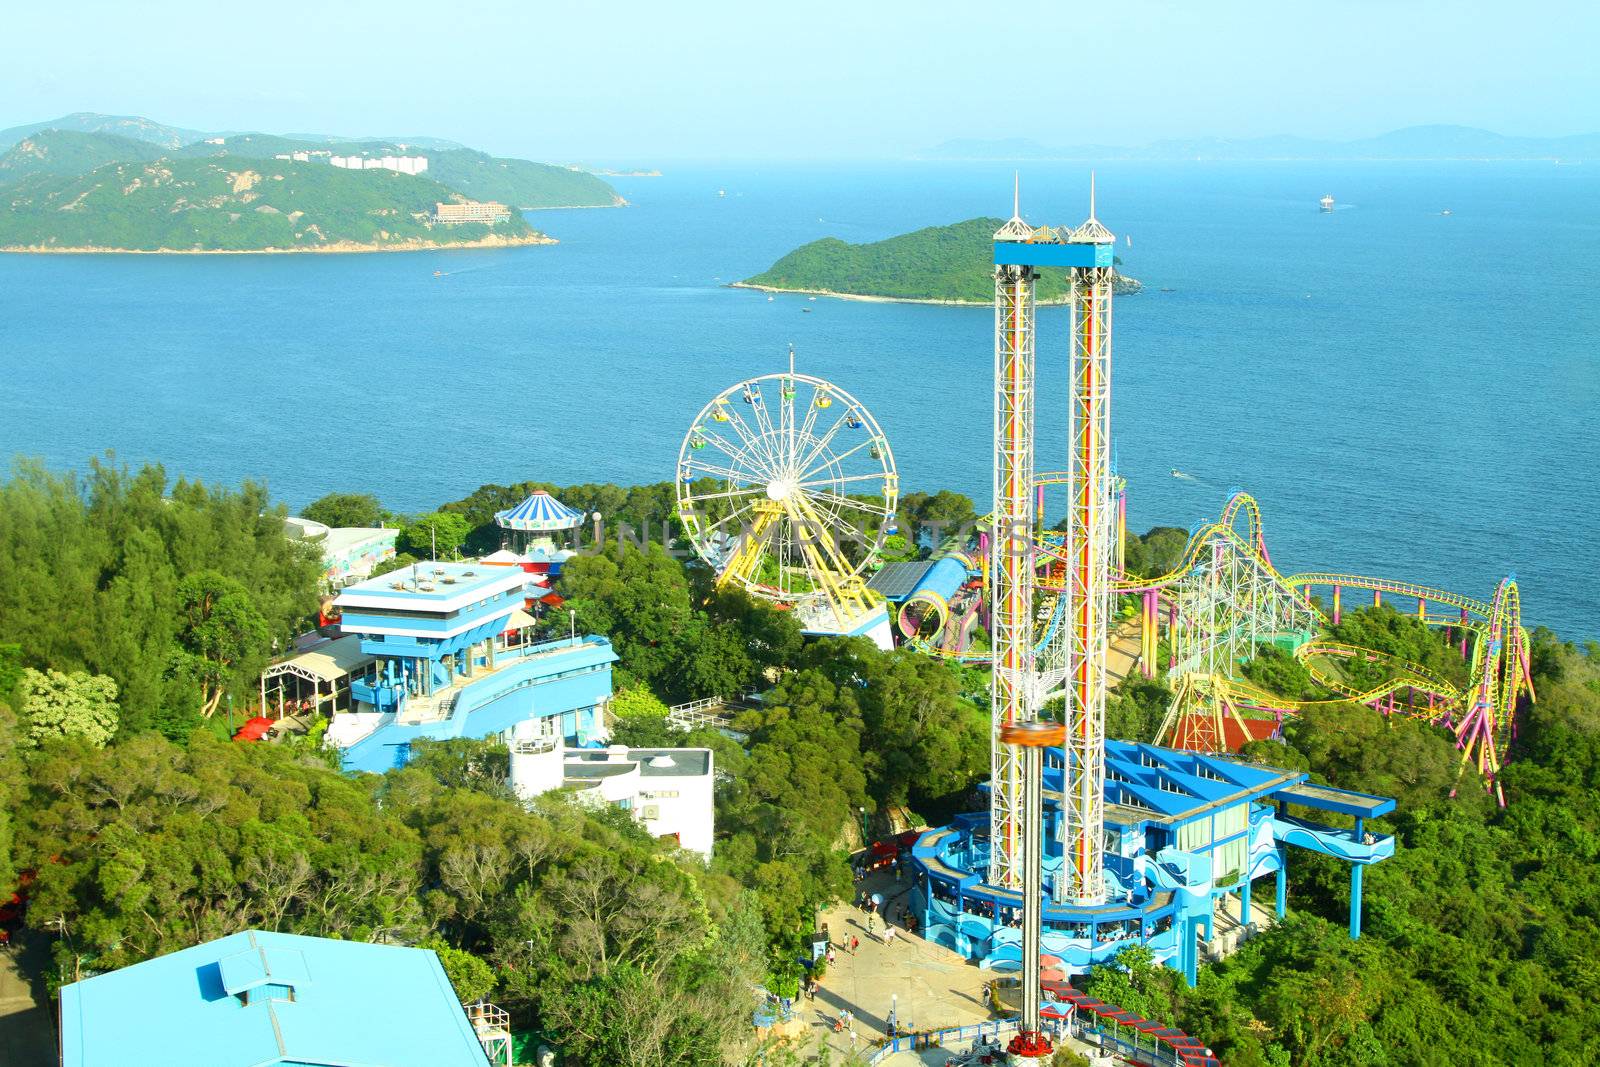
[867,561,934,601]
[335,560,526,611]
[1272,781,1397,819]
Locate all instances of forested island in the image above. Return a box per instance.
[739,217,1143,304]
[0,114,624,253]
[2,456,1599,1064]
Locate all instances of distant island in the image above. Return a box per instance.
[922,123,1600,162]
[737,217,1142,305]
[0,113,625,254]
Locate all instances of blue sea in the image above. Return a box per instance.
[0,162,1595,639]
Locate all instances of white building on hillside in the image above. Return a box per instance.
[509,738,715,859]
[329,154,429,174]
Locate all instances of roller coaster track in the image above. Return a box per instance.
[908,484,1533,801]
[1131,493,1532,802]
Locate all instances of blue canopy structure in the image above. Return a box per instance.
[495,491,583,532]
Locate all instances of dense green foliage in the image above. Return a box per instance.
[299,492,387,528]
[5,464,1600,1065]
[0,459,321,740]
[0,129,162,185]
[745,217,1141,302]
[0,154,537,251]
[15,668,119,748]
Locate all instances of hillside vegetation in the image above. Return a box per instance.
[0,130,163,186]
[0,112,205,152]
[178,136,622,209]
[0,156,540,252]
[744,216,1141,303]
[0,115,625,251]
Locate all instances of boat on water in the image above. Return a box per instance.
[802,307,812,313]
[1319,195,1335,212]
[1170,469,1196,480]
[767,295,774,302]
[1441,209,1453,216]
[433,270,445,277]
[717,189,726,198]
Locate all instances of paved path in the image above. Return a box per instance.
[1107,618,1145,686]
[0,942,55,1066]
[805,870,995,1060]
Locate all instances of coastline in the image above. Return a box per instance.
[729,278,1141,305]
[0,233,558,255]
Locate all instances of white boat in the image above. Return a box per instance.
[717,189,726,198]
[767,295,774,302]
[1319,195,1335,212]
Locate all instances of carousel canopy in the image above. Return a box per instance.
[494,491,583,532]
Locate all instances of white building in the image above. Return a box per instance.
[329,154,429,175]
[509,734,715,859]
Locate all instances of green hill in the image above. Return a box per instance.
[427,150,623,209]
[0,129,164,186]
[743,217,1140,302]
[178,138,624,209]
[0,157,544,252]
[0,112,206,152]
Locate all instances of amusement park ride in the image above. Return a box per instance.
[677,349,899,648]
[945,180,1527,1058]
[678,182,1531,1062]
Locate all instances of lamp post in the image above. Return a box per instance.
[568,609,576,644]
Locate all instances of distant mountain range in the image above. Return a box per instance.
[922,125,1600,162]
[0,112,470,154]
[0,113,624,253]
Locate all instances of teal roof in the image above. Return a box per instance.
[60,930,489,1067]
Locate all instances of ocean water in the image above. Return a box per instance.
[0,162,1595,639]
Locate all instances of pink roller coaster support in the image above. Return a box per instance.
[1460,609,1470,658]
[1332,585,1341,626]
[1167,602,1178,669]
[1373,589,1382,607]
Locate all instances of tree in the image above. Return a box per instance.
[173,571,271,718]
[400,512,472,559]
[300,492,385,529]
[421,937,495,1003]
[17,668,119,748]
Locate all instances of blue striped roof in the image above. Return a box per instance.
[495,491,583,531]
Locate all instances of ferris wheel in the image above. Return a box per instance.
[676,361,898,633]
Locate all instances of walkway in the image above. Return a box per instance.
[807,869,994,1060]
[0,940,55,1066]
[1107,618,1144,686]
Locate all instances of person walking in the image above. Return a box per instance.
[850,935,859,955]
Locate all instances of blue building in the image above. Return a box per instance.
[327,562,615,774]
[59,930,496,1067]
[911,740,1394,987]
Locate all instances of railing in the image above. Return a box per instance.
[467,999,510,1034]
[511,734,559,756]
[667,693,757,736]
[467,999,512,1067]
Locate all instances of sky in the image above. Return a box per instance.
[4,0,1596,162]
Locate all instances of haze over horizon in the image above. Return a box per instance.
[5,0,1596,163]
